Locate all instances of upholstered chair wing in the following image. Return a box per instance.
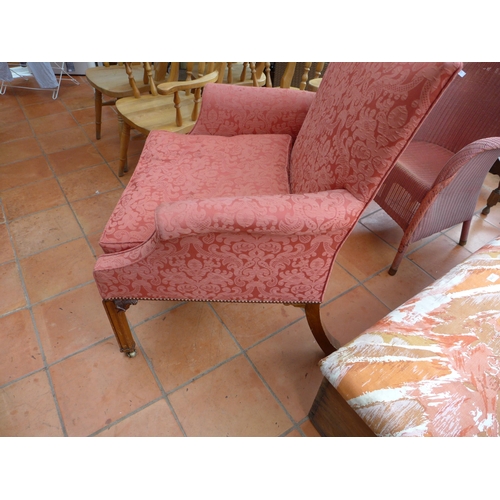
[94,62,463,358]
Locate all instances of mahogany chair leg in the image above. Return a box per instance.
[304,303,340,356]
[118,120,130,177]
[94,89,102,140]
[459,219,472,245]
[482,180,500,215]
[309,378,376,437]
[102,299,137,357]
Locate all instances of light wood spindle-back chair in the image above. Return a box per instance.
[276,62,326,90]
[85,62,169,140]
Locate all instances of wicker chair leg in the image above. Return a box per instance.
[102,299,137,357]
[459,219,472,245]
[389,247,406,276]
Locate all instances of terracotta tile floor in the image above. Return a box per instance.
[1,75,500,437]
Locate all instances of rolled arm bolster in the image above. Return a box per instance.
[155,190,365,240]
[190,84,316,139]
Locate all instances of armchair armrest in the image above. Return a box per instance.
[94,190,365,303]
[190,84,316,139]
[155,190,365,240]
[157,71,220,95]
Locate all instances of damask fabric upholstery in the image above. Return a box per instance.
[289,63,460,200]
[319,236,500,437]
[99,132,293,253]
[190,84,316,139]
[94,62,462,305]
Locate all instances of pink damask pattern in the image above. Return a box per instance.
[94,190,364,302]
[190,84,315,139]
[94,62,462,304]
[320,236,500,436]
[290,63,462,200]
[99,131,293,253]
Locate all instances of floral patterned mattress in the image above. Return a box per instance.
[320,236,500,436]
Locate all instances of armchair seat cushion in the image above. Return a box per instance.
[99,130,293,253]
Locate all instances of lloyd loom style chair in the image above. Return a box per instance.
[374,62,500,275]
[93,62,462,358]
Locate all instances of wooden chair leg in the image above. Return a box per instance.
[309,378,376,437]
[95,89,102,140]
[118,120,130,177]
[102,299,137,357]
[482,180,500,215]
[304,303,340,355]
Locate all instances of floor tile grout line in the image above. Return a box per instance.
[208,303,298,432]
[3,92,111,262]
[129,300,188,328]
[2,121,134,435]
[0,195,69,436]
[238,348,298,432]
[87,396,166,437]
[122,324,189,437]
[0,333,117,392]
[2,86,167,436]
[162,351,244,397]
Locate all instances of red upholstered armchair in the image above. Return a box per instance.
[374,62,500,275]
[93,62,462,358]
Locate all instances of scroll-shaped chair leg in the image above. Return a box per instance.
[304,303,340,356]
[482,181,500,215]
[102,299,137,357]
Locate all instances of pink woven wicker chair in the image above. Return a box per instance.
[93,62,462,358]
[374,62,500,275]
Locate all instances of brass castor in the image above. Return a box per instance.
[126,350,137,358]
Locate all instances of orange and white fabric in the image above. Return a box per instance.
[320,236,500,437]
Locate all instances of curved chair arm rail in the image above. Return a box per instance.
[387,144,500,275]
[157,71,221,95]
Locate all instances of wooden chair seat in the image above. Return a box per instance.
[116,92,197,135]
[86,64,148,97]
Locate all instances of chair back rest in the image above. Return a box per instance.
[413,62,500,153]
[289,62,463,202]
[225,63,271,86]
[275,62,327,89]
